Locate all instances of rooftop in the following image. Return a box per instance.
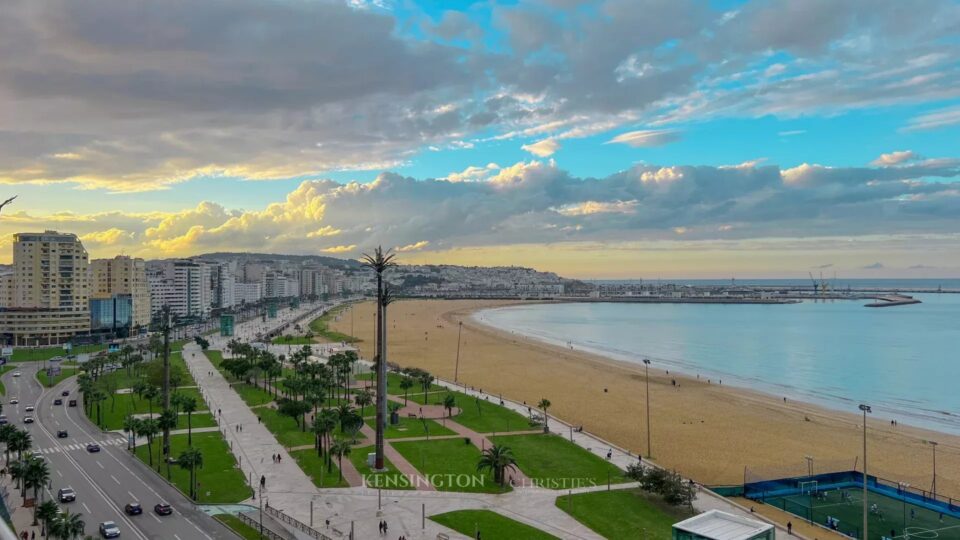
[673,510,773,540]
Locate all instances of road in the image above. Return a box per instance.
[3,363,238,540]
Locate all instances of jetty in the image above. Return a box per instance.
[865,294,922,308]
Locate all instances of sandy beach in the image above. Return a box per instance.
[328,298,960,498]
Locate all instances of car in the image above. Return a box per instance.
[54,399,63,405]
[86,443,101,453]
[99,521,120,538]
[23,417,33,424]
[12,372,20,377]
[58,487,76,502]
[68,400,77,407]
[154,503,173,516]
[24,405,34,412]
[9,398,17,404]
[61,390,70,397]
[0,416,7,425]
[57,430,68,438]
[124,502,142,515]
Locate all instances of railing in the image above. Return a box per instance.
[238,512,285,540]
[264,503,335,540]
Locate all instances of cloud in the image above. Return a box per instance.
[396,241,430,252]
[606,129,681,148]
[521,139,560,157]
[871,150,919,167]
[444,163,501,183]
[811,263,834,269]
[909,264,936,269]
[861,262,884,270]
[904,106,960,131]
[553,200,638,216]
[81,228,135,246]
[321,245,357,254]
[778,130,806,137]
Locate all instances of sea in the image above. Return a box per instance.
[475,280,960,435]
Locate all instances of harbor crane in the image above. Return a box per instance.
[808,272,819,295]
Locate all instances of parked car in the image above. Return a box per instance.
[57,430,68,438]
[99,521,120,538]
[154,503,173,516]
[124,502,142,515]
[54,399,63,405]
[58,488,76,502]
[86,443,101,453]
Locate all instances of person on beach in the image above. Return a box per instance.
[786,521,792,535]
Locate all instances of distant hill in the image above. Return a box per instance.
[194,251,362,269]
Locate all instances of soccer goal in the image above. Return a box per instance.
[799,480,819,495]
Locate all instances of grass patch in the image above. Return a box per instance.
[431,509,559,540]
[489,434,626,489]
[348,445,414,490]
[0,365,16,395]
[11,344,106,362]
[408,391,533,433]
[357,371,444,396]
[90,387,207,430]
[364,416,456,439]
[391,438,510,494]
[556,489,693,540]
[231,383,275,407]
[271,335,315,345]
[256,407,315,448]
[289,449,349,488]
[308,307,359,343]
[133,432,251,503]
[214,514,261,540]
[36,367,78,387]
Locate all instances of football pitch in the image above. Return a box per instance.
[764,487,960,539]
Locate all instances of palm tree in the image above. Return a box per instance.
[36,499,59,537]
[122,415,140,451]
[52,509,85,540]
[8,429,32,462]
[329,439,352,481]
[317,409,339,468]
[538,398,552,432]
[0,423,17,466]
[361,245,397,471]
[442,394,457,418]
[399,376,414,406]
[9,459,26,496]
[158,409,178,475]
[477,444,518,488]
[140,418,160,467]
[180,396,198,445]
[26,456,51,523]
[178,448,204,500]
[355,389,373,418]
[143,385,160,418]
[419,372,434,404]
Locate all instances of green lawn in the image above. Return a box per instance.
[556,489,693,540]
[231,383,275,407]
[489,434,627,489]
[409,391,533,433]
[308,307,359,343]
[289,449,349,488]
[133,432,251,503]
[357,372,444,396]
[11,344,106,362]
[348,445,414,490]
[271,335,315,345]
[36,367,78,387]
[0,365,15,395]
[391,438,510,494]
[91,387,207,429]
[431,509,559,540]
[256,406,315,448]
[214,514,261,540]
[364,416,455,439]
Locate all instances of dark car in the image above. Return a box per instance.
[61,390,70,397]
[57,430,68,438]
[23,417,34,424]
[86,443,101,453]
[154,503,173,516]
[58,487,76,502]
[124,502,142,515]
[0,416,7,425]
[99,521,120,538]
[54,398,63,405]
[68,399,77,407]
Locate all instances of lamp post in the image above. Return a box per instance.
[643,358,652,458]
[928,440,938,498]
[859,403,872,540]
[454,321,463,382]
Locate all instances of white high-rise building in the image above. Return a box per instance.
[90,256,151,329]
[0,231,91,345]
[147,260,212,318]
[234,282,262,305]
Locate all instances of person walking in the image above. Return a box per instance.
[787,521,792,535]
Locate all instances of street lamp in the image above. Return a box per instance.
[454,321,463,382]
[643,358,652,458]
[928,440,938,498]
[859,403,871,540]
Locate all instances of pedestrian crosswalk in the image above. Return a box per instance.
[35,437,127,455]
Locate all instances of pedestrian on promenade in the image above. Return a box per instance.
[260,475,266,489]
[787,521,792,535]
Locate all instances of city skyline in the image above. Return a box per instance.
[2,0,959,278]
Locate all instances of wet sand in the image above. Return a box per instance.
[328,299,960,498]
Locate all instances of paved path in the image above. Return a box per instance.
[358,423,436,492]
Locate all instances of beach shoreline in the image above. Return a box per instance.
[329,298,960,498]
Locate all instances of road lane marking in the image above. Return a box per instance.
[184,517,213,540]
[151,513,162,523]
[111,475,120,485]
[82,502,91,513]
[128,491,137,500]
[96,460,104,469]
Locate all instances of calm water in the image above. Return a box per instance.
[477,293,960,434]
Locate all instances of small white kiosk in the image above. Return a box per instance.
[673,510,775,540]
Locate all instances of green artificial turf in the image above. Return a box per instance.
[431,509,559,540]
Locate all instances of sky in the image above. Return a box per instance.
[0,0,959,279]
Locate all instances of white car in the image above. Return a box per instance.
[24,405,34,412]
[11,372,20,377]
[9,398,17,404]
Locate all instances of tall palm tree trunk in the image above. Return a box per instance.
[374,273,385,470]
